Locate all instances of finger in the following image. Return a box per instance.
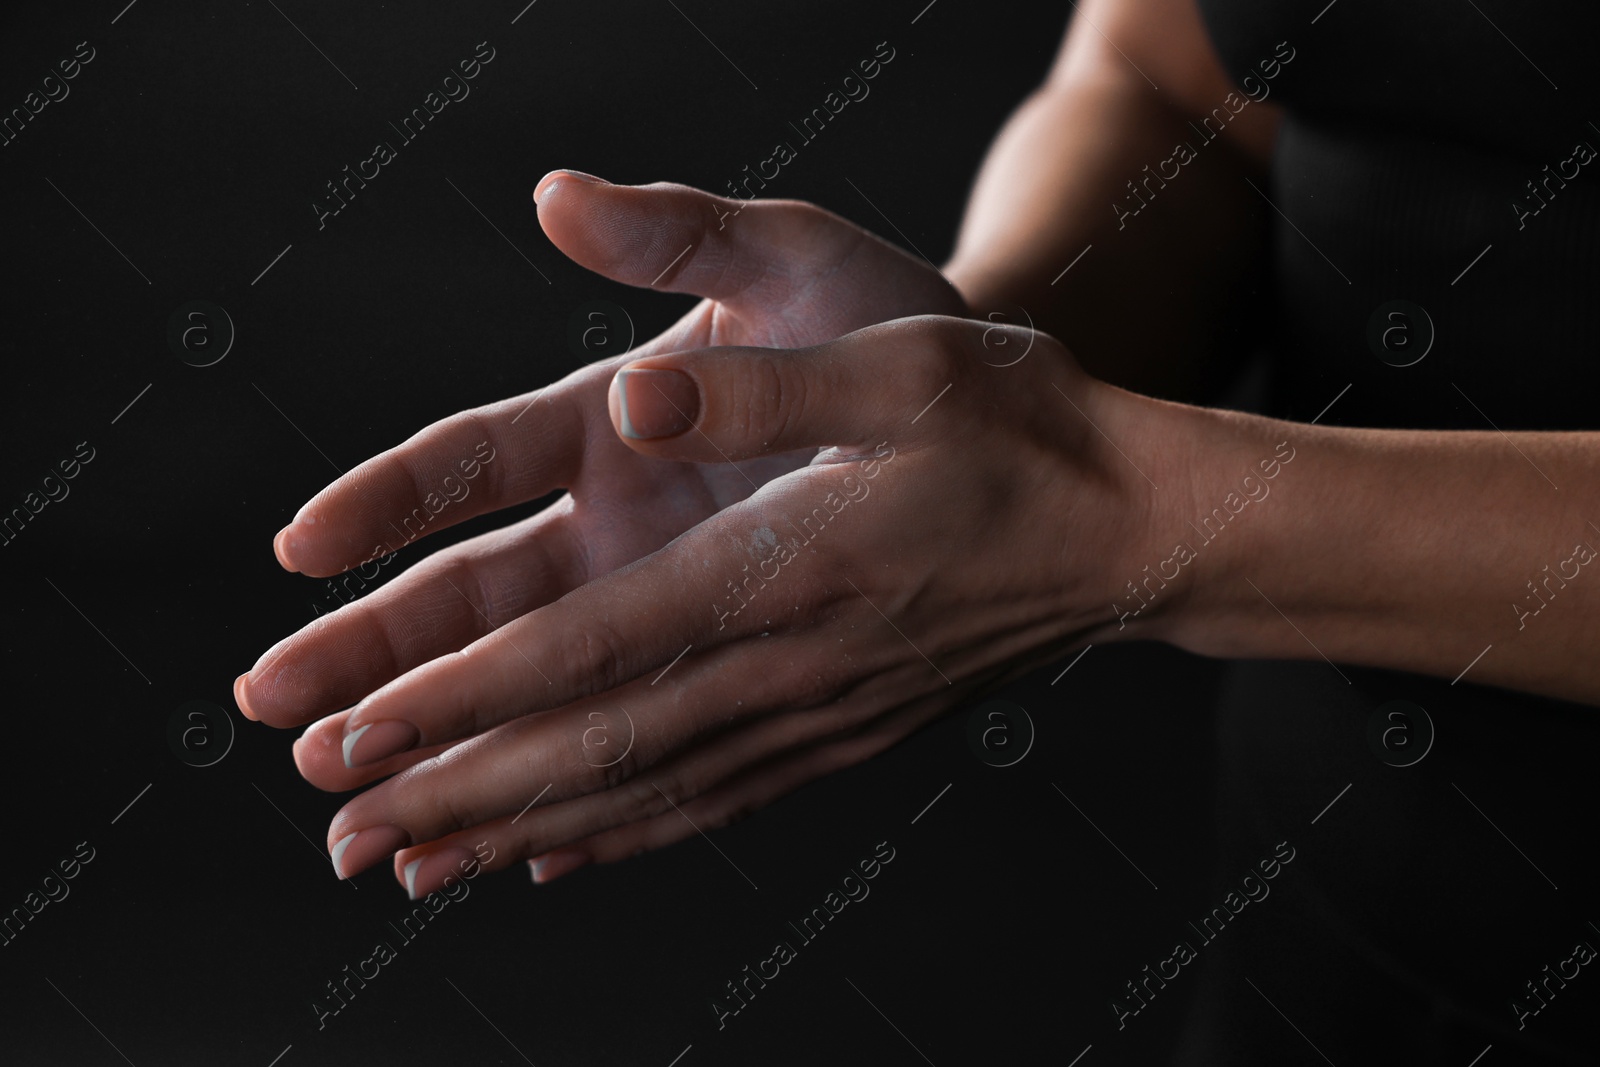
[326,610,893,881]
[387,687,947,896]
[528,683,950,878]
[272,378,590,577]
[240,501,586,728]
[294,720,455,793]
[606,316,990,461]
[286,607,853,795]
[327,637,784,873]
[529,734,877,882]
[328,464,868,770]
[533,172,957,319]
[326,689,735,883]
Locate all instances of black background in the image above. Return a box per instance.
[0,1,1228,1064]
[9,1,1594,1065]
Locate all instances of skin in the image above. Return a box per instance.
[238,0,1600,896]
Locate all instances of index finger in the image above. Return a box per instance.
[272,374,590,578]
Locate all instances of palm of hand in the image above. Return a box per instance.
[544,196,967,579]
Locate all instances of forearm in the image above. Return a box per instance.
[1119,393,1600,705]
[943,72,1271,401]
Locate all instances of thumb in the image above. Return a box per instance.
[533,170,940,311]
[605,317,970,461]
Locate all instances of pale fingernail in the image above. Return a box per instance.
[329,825,409,880]
[331,832,357,879]
[530,849,591,884]
[403,846,480,900]
[616,368,697,439]
[342,720,420,769]
[341,724,370,768]
[404,858,424,899]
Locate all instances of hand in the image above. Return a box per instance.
[283,314,1165,896]
[235,174,966,876]
[238,175,963,724]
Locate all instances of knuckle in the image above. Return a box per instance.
[636,772,713,828]
[420,774,476,833]
[563,617,631,698]
[597,744,643,795]
[333,605,405,696]
[775,198,832,229]
[649,241,699,290]
[751,196,830,242]
[570,704,639,786]
[770,657,844,711]
[931,317,981,374]
[739,355,804,450]
[386,408,502,527]
[437,557,498,637]
[617,768,660,813]
[898,318,968,396]
[441,651,491,735]
[459,410,505,499]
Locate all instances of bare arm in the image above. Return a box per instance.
[947,2,1600,703]
[944,0,1279,400]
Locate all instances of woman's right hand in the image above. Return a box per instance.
[238,173,969,793]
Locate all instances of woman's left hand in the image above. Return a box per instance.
[301,314,1183,895]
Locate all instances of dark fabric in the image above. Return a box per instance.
[1183,2,1600,1061]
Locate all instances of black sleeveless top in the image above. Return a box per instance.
[1183,2,1600,1062]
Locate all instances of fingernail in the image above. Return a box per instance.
[616,368,698,439]
[331,832,357,878]
[530,849,591,884]
[329,825,410,880]
[233,673,259,722]
[273,525,299,573]
[534,169,608,204]
[403,846,480,900]
[403,858,423,899]
[342,720,420,769]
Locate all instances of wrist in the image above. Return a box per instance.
[1080,386,1202,644]
[1090,393,1312,653]
[1083,393,1600,702]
